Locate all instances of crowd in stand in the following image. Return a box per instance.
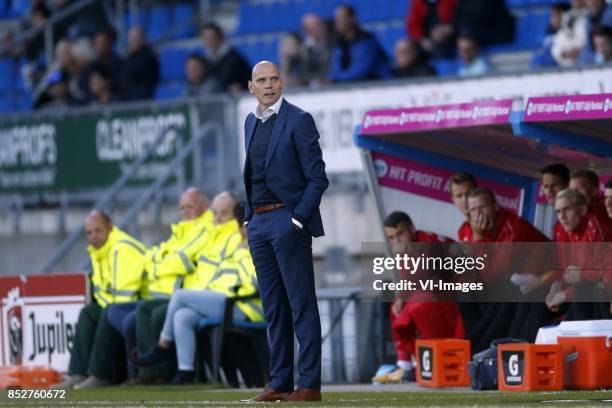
[7,1,612,111]
[373,165,612,384]
[533,0,612,67]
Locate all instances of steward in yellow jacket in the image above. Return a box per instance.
[61,211,147,389]
[207,245,264,323]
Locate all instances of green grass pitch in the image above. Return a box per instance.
[1,385,612,407]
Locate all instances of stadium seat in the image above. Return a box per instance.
[155,81,185,100]
[0,96,13,113]
[160,47,190,81]
[147,5,171,42]
[9,0,28,17]
[124,9,146,31]
[0,58,14,92]
[433,59,458,76]
[173,3,197,39]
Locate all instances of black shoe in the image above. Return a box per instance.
[130,345,174,368]
[170,370,195,385]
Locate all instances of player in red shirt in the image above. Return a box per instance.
[449,172,477,242]
[372,211,464,383]
[547,188,612,319]
[604,180,612,316]
[465,188,549,351]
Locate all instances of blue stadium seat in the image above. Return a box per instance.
[14,92,31,111]
[433,59,458,76]
[236,3,256,34]
[173,3,196,39]
[381,26,407,57]
[9,0,28,17]
[0,58,14,92]
[160,47,189,81]
[0,96,13,113]
[124,9,146,31]
[155,81,185,100]
[147,6,171,42]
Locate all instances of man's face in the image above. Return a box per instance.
[128,28,144,54]
[555,197,585,232]
[211,198,234,225]
[569,177,598,204]
[334,7,353,37]
[85,215,112,249]
[541,173,567,205]
[248,63,283,110]
[468,194,498,229]
[89,72,107,97]
[604,187,612,218]
[586,0,604,15]
[180,192,206,221]
[202,29,222,53]
[394,40,417,69]
[451,182,474,217]
[458,38,477,63]
[94,32,111,56]
[185,58,204,84]
[384,222,416,254]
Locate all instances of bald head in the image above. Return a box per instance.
[85,210,113,249]
[302,13,327,41]
[211,191,237,225]
[180,188,208,221]
[249,61,283,111]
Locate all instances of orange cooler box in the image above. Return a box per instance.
[415,339,471,387]
[559,336,612,390]
[497,344,563,391]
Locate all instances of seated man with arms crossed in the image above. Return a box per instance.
[372,211,464,383]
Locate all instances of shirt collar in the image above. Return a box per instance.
[253,96,284,122]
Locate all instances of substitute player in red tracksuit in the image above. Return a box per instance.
[463,188,549,352]
[372,211,465,383]
[546,188,612,320]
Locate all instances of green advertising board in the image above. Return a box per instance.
[0,106,192,193]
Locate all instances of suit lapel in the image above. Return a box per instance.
[245,113,257,155]
[265,99,287,171]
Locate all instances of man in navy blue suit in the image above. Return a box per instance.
[242,61,328,402]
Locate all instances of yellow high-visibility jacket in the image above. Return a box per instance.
[183,219,241,289]
[206,245,265,323]
[88,227,146,307]
[145,209,214,299]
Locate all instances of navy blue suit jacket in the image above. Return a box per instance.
[243,99,328,237]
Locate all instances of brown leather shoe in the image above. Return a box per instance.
[240,387,290,402]
[287,388,322,402]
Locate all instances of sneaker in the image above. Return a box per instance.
[51,374,86,390]
[73,375,111,389]
[372,367,415,383]
[170,370,195,385]
[130,344,174,368]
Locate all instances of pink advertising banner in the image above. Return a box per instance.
[525,93,612,122]
[372,152,523,215]
[361,100,513,135]
[536,174,612,205]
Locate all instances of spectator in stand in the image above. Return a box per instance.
[118,27,159,101]
[184,54,222,97]
[371,211,464,384]
[532,3,571,68]
[301,13,333,87]
[592,26,612,63]
[200,23,251,92]
[279,32,305,87]
[328,4,392,82]
[453,0,514,47]
[82,29,122,101]
[88,64,118,105]
[406,0,457,59]
[34,70,76,110]
[551,0,589,67]
[392,39,436,78]
[449,172,477,242]
[578,0,612,62]
[456,33,490,77]
[69,37,97,103]
[23,4,51,62]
